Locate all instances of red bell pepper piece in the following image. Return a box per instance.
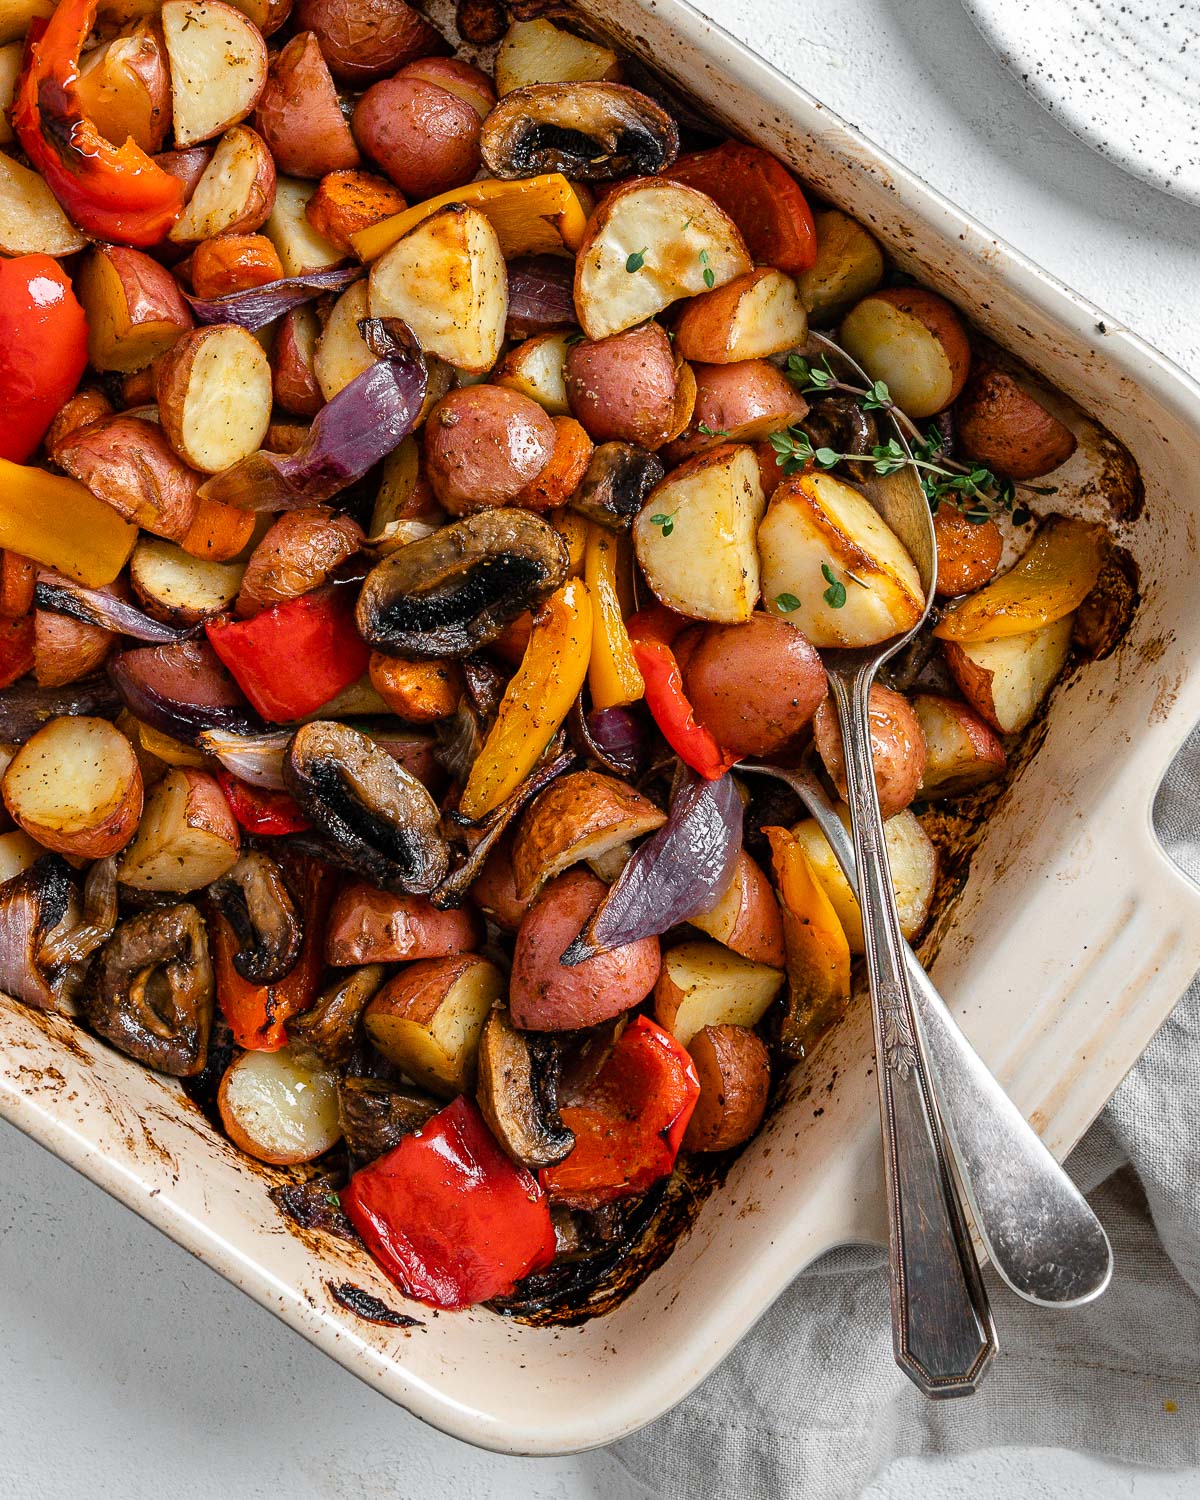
[540,1015,700,1209]
[340,1095,556,1309]
[0,615,34,689]
[213,852,334,1051]
[205,587,370,722]
[627,607,739,780]
[664,141,817,275]
[213,769,311,836]
[13,1,183,247]
[0,256,89,463]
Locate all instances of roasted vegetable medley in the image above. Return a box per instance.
[0,0,1123,1311]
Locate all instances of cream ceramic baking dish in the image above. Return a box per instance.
[4,0,1200,1456]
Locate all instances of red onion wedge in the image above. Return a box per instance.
[110,638,259,745]
[561,770,742,965]
[184,266,362,332]
[198,728,292,791]
[0,676,121,744]
[197,319,428,512]
[35,577,192,644]
[506,256,578,339]
[0,856,74,1011]
[38,856,118,971]
[573,704,648,779]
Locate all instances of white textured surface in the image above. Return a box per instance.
[2,0,1200,1495]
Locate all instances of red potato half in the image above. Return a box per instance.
[219,1046,342,1164]
[265,176,346,275]
[3,716,143,859]
[154,143,215,199]
[565,322,688,450]
[313,279,375,401]
[325,882,482,964]
[942,614,1075,735]
[352,72,482,201]
[509,868,661,1031]
[495,331,572,415]
[52,415,201,541]
[423,385,556,513]
[0,149,88,256]
[674,269,808,364]
[294,0,449,84]
[225,0,293,36]
[574,178,751,342]
[75,245,194,374]
[129,538,244,623]
[688,849,786,968]
[254,31,361,179]
[666,360,808,463]
[161,0,268,147]
[955,365,1078,481]
[363,954,503,1096]
[116,767,239,890]
[368,203,506,373]
[272,305,324,418]
[683,1023,771,1152]
[156,325,273,473]
[633,443,765,623]
[402,57,495,119]
[913,693,1007,798]
[680,612,826,758]
[168,125,276,243]
[839,287,971,420]
[494,18,620,96]
[33,593,115,687]
[813,684,927,819]
[653,939,784,1048]
[235,505,362,615]
[75,20,173,156]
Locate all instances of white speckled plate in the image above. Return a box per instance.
[962,0,1200,204]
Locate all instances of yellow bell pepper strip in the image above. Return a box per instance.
[460,578,592,819]
[584,524,644,710]
[550,506,589,577]
[764,825,851,1059]
[0,459,138,587]
[351,173,591,262]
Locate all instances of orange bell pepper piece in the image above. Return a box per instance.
[764,825,851,1058]
[584,524,644,710]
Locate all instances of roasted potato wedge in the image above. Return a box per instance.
[368,203,506,374]
[364,954,503,1096]
[913,693,1007,798]
[353,70,483,201]
[76,244,194,374]
[294,0,447,84]
[219,1046,342,1164]
[265,175,345,275]
[565,321,688,450]
[156,324,273,473]
[511,770,665,900]
[168,124,276,243]
[797,209,885,326]
[52,415,200,541]
[33,591,116,687]
[574,178,751,341]
[653,938,784,1048]
[3,716,142,859]
[326,883,482,964]
[271,305,324,418]
[956,365,1077,480]
[254,31,361,179]
[236,507,362,616]
[313,279,375,401]
[813,684,927,819]
[117,767,240,891]
[161,0,268,147]
[424,385,555,512]
[634,443,765,623]
[495,18,619,95]
[942,614,1075,734]
[667,359,808,462]
[0,149,88,256]
[674,269,808,364]
[495,330,572,415]
[130,538,244,623]
[839,286,971,419]
[758,470,924,648]
[683,1023,771,1152]
[687,849,786,968]
[76,20,172,155]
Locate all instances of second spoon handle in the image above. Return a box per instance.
[788,769,1113,1308]
[829,671,995,1396]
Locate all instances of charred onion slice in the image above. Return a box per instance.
[207,851,302,984]
[476,1007,574,1169]
[83,903,214,1077]
[285,721,449,894]
[356,509,569,660]
[480,83,679,181]
[0,855,75,1010]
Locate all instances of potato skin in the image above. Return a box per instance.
[52,414,199,540]
[254,32,361,179]
[352,74,482,199]
[955,365,1078,481]
[469,834,531,933]
[325,882,482,964]
[272,305,324,418]
[235,506,363,616]
[509,868,661,1031]
[666,359,808,462]
[683,1023,770,1152]
[33,601,115,687]
[680,613,826,757]
[423,386,556,514]
[295,0,449,83]
[813,684,927,818]
[933,504,1003,599]
[565,322,682,450]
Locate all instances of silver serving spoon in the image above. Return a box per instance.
[799,332,995,1397]
[741,759,1112,1309]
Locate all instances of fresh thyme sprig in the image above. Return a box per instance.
[782,354,1055,525]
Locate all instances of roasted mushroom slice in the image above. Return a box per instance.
[476,1007,574,1169]
[289,963,387,1068]
[338,1076,440,1170]
[83,903,214,1076]
[285,721,450,894]
[0,855,75,1010]
[480,82,679,181]
[568,442,664,531]
[207,851,303,984]
[356,509,569,660]
[800,394,879,466]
